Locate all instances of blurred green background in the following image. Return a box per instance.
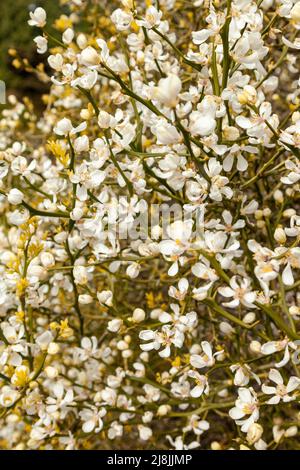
[0,0,60,97]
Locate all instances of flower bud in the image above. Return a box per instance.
[243,312,256,324]
[107,318,123,333]
[7,188,23,205]
[132,308,146,323]
[273,189,283,204]
[77,33,88,49]
[40,252,55,268]
[274,227,286,244]
[250,340,261,354]
[156,405,171,416]
[247,423,263,445]
[80,47,101,66]
[45,366,58,379]
[48,342,59,355]
[97,290,113,307]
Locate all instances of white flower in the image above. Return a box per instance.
[189,110,216,137]
[111,9,133,31]
[28,7,46,28]
[62,28,74,45]
[218,276,256,309]
[229,387,259,433]
[190,341,222,369]
[34,36,48,54]
[54,118,87,136]
[262,369,300,404]
[0,387,20,408]
[107,319,123,332]
[230,364,261,387]
[159,220,193,257]
[139,325,181,358]
[183,415,210,436]
[73,265,88,285]
[261,338,295,368]
[97,290,113,307]
[46,383,74,418]
[205,158,233,201]
[151,119,181,145]
[79,407,106,433]
[151,74,182,108]
[136,6,162,29]
[187,370,209,397]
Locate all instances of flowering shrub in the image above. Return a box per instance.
[1,0,300,450]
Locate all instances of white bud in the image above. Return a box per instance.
[97,290,113,307]
[274,227,286,244]
[48,342,59,355]
[117,340,128,351]
[243,312,256,324]
[62,28,74,45]
[132,308,146,323]
[156,405,171,416]
[126,263,140,279]
[273,189,283,204]
[250,340,261,354]
[7,188,23,205]
[45,366,58,379]
[107,318,123,333]
[40,252,55,268]
[247,423,263,445]
[77,33,88,49]
[78,294,93,304]
[80,47,101,66]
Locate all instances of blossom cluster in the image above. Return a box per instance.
[0,0,300,450]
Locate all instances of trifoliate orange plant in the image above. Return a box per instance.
[1,0,300,450]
